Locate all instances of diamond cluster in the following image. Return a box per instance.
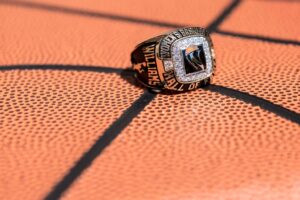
[163,60,174,72]
[171,36,213,83]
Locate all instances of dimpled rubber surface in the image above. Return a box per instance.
[63,90,300,200]
[213,35,300,113]
[0,71,143,200]
[219,0,300,41]
[0,0,300,200]
[3,0,230,27]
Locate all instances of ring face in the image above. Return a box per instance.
[165,36,213,83]
[131,27,215,92]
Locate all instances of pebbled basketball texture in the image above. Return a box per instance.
[0,0,299,200]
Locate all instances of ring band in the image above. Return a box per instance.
[131,27,216,92]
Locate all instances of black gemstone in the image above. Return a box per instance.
[182,45,206,74]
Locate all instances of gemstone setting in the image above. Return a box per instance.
[171,36,213,83]
[163,60,174,72]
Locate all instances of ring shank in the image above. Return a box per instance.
[131,35,165,89]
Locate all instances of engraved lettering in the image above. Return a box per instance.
[142,44,160,86]
[188,82,200,90]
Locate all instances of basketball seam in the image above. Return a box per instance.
[205,85,300,125]
[0,64,123,74]
[215,29,300,46]
[44,90,156,200]
[206,0,241,32]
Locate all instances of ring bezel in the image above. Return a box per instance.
[169,36,213,84]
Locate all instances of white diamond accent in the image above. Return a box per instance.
[163,60,174,72]
[171,36,213,83]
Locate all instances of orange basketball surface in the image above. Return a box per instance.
[0,0,299,199]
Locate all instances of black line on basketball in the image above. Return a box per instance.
[44,90,156,200]
[0,64,123,74]
[206,0,241,32]
[215,30,300,46]
[206,85,300,125]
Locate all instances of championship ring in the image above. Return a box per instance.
[131,27,216,92]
